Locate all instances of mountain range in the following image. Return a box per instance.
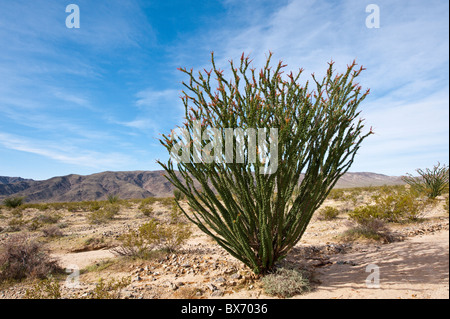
[0,170,405,203]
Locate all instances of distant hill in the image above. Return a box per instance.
[0,170,405,203]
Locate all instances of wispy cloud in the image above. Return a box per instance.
[0,132,133,169]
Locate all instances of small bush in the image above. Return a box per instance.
[262,267,310,298]
[140,206,154,217]
[0,235,61,282]
[112,228,149,258]
[3,197,25,208]
[34,213,61,225]
[317,206,340,221]
[10,206,25,217]
[350,189,424,223]
[327,189,346,201]
[89,201,102,212]
[157,222,192,253]
[27,219,42,231]
[343,217,394,242]
[113,218,191,257]
[24,276,61,299]
[87,204,119,224]
[107,194,119,204]
[42,226,64,238]
[88,276,131,299]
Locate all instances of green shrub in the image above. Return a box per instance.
[402,162,449,198]
[87,204,119,224]
[88,277,131,299]
[27,219,42,231]
[89,201,102,212]
[7,217,26,229]
[157,222,192,253]
[3,197,25,208]
[34,213,62,225]
[107,194,119,204]
[350,189,423,223]
[112,227,150,258]
[317,206,340,221]
[113,217,191,257]
[24,276,61,299]
[327,189,346,201]
[262,267,310,298]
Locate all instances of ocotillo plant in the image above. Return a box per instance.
[158,52,372,274]
[402,162,449,198]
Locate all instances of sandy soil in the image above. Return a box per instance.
[0,191,448,299]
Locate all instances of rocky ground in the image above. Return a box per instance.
[0,190,448,299]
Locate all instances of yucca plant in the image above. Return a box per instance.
[158,52,372,274]
[402,162,449,198]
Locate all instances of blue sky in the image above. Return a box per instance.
[0,0,448,180]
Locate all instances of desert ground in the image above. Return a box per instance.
[0,186,448,299]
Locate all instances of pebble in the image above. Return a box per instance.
[211,290,224,297]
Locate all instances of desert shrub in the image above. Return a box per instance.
[107,194,119,204]
[402,162,449,198]
[0,235,61,282]
[327,189,346,201]
[89,201,102,212]
[113,218,191,257]
[7,217,26,231]
[88,276,131,299]
[24,276,61,299]
[3,196,25,208]
[350,189,424,223]
[262,267,310,298]
[34,213,61,225]
[42,226,64,238]
[139,197,157,207]
[10,206,26,217]
[46,202,67,211]
[343,217,394,242]
[87,204,119,224]
[112,228,149,258]
[317,206,340,221]
[27,219,42,231]
[140,207,153,217]
[157,222,192,253]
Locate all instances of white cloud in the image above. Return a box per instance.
[0,132,133,169]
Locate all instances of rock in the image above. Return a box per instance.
[133,275,142,282]
[206,283,218,292]
[211,290,224,297]
[215,277,226,283]
[230,273,241,280]
[169,282,178,291]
